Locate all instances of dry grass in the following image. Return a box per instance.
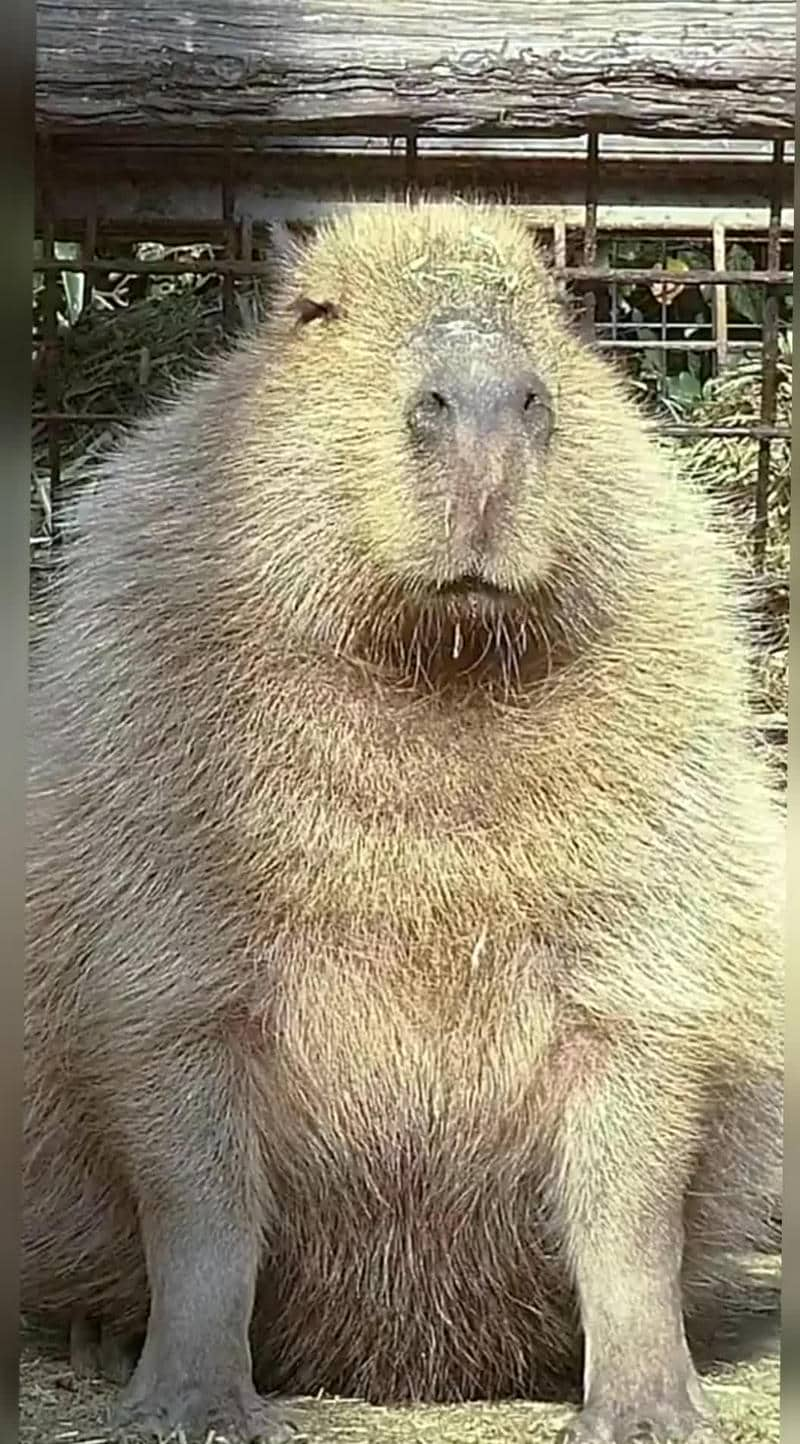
[20,1308,780,1444]
[19,1256,781,1442]
[31,256,273,557]
[679,336,791,735]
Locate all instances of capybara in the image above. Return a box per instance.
[24,200,783,1443]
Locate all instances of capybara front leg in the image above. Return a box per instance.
[553,1040,717,1444]
[107,1041,295,1443]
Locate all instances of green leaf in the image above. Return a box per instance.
[675,246,711,268]
[637,329,666,377]
[54,241,85,323]
[60,270,85,324]
[729,283,764,327]
[687,350,703,377]
[728,243,755,273]
[666,370,703,406]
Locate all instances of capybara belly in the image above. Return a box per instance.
[255,1136,578,1403]
[250,979,576,1403]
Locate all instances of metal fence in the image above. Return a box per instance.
[32,134,792,569]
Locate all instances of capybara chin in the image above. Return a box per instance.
[25,199,783,1444]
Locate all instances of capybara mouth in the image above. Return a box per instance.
[434,573,512,601]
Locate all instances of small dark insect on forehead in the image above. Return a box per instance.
[291,296,342,327]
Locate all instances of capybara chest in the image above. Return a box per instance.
[263,926,552,1149]
[237,691,578,1397]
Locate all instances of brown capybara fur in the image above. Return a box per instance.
[25,200,783,1443]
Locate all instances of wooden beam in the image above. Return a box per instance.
[36,1,796,143]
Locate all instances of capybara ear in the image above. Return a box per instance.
[289,296,342,327]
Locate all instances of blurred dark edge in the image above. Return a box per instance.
[776,97,796,1425]
[0,0,34,1438]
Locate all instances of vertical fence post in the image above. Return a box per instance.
[82,208,97,317]
[222,145,238,335]
[552,217,567,296]
[405,133,419,204]
[711,220,728,373]
[38,137,63,545]
[239,213,254,328]
[582,132,599,337]
[753,140,786,573]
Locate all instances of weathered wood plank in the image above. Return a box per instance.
[36,0,796,142]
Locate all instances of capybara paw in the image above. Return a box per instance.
[555,1396,718,1444]
[110,1378,299,1443]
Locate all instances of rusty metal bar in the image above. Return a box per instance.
[37,139,63,537]
[656,233,669,371]
[32,209,797,247]
[599,339,785,352]
[237,212,256,326]
[31,256,793,285]
[240,214,253,261]
[561,266,791,285]
[40,221,62,518]
[221,153,237,334]
[609,237,619,344]
[753,139,786,572]
[82,209,97,314]
[405,132,419,201]
[581,132,600,333]
[31,410,791,442]
[658,424,790,439]
[552,218,567,295]
[33,413,132,424]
